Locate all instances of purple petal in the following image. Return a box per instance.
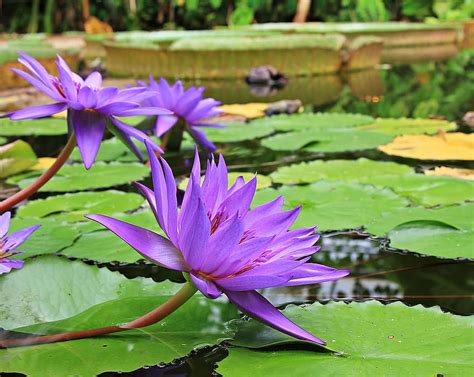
[18,53,54,86]
[86,214,188,271]
[71,109,106,169]
[56,62,78,101]
[244,196,284,228]
[0,259,24,274]
[96,101,139,115]
[84,71,103,88]
[9,103,68,120]
[0,212,11,238]
[216,274,288,291]
[157,77,175,108]
[113,87,152,103]
[111,117,163,154]
[217,176,256,218]
[134,182,158,216]
[225,290,325,345]
[189,273,222,299]
[77,86,97,109]
[155,115,179,137]
[95,87,119,108]
[177,175,210,270]
[116,107,173,117]
[4,225,40,251]
[11,68,63,101]
[188,127,216,152]
[285,264,350,286]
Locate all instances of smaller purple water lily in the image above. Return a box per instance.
[88,145,349,345]
[0,212,40,274]
[138,77,223,151]
[4,53,172,169]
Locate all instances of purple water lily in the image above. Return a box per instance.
[4,53,171,169]
[88,145,349,345]
[138,77,223,151]
[0,212,40,274]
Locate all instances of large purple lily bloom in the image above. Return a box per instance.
[0,212,40,274]
[88,145,349,345]
[138,77,224,151]
[4,53,171,169]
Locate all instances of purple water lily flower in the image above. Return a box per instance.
[0,212,40,274]
[138,77,224,151]
[88,145,349,345]
[4,53,172,169]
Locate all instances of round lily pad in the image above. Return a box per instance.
[8,162,150,192]
[178,172,272,191]
[357,117,457,136]
[204,121,276,142]
[253,181,410,231]
[218,301,473,376]
[0,118,67,136]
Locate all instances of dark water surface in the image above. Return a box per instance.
[1,50,473,377]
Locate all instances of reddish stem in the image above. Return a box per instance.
[0,134,76,213]
[0,282,197,348]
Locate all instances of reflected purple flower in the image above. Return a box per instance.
[3,53,172,169]
[0,212,40,274]
[88,145,349,345]
[138,77,224,151]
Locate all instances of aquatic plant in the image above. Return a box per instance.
[0,212,39,274]
[0,53,170,211]
[0,145,348,347]
[138,77,223,151]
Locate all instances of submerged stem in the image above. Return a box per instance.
[0,282,197,348]
[0,134,76,213]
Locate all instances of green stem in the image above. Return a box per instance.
[0,282,197,348]
[0,134,76,214]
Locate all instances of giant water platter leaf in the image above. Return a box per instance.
[7,162,150,192]
[0,118,67,136]
[0,256,239,376]
[218,301,473,376]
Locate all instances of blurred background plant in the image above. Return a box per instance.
[0,0,472,33]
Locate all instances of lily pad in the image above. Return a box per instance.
[0,257,238,376]
[8,162,150,192]
[16,191,145,222]
[219,103,269,119]
[357,117,457,136]
[379,132,474,161]
[10,218,80,258]
[261,129,392,153]
[387,220,474,259]
[370,174,474,207]
[271,158,413,185]
[251,113,375,132]
[253,181,410,231]
[0,118,67,136]
[424,166,474,180]
[0,256,179,330]
[0,140,38,178]
[204,121,275,142]
[178,172,272,191]
[218,301,473,376]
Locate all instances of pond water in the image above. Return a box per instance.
[0,49,473,376]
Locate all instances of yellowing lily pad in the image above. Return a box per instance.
[425,167,474,181]
[30,157,56,170]
[379,132,474,161]
[218,103,269,119]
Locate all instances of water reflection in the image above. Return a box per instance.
[263,234,474,316]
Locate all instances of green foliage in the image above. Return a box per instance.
[0,118,67,136]
[0,140,38,178]
[355,0,388,22]
[219,301,474,376]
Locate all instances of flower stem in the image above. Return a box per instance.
[0,282,197,348]
[0,134,76,213]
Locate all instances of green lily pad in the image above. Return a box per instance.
[261,129,393,153]
[271,158,413,185]
[0,118,67,136]
[8,162,150,192]
[0,256,179,330]
[387,220,474,259]
[219,301,473,376]
[0,137,6,144]
[251,113,375,132]
[204,121,276,143]
[0,140,38,178]
[178,172,272,191]
[0,257,238,376]
[370,174,474,207]
[253,181,410,231]
[16,190,145,222]
[10,218,79,258]
[357,117,457,136]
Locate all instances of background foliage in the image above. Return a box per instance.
[0,0,472,33]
